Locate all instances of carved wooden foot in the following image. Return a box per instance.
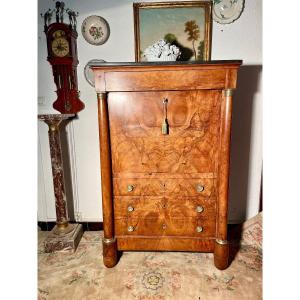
[214,239,229,270]
[103,238,118,268]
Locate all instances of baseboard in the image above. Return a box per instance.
[38,222,103,231]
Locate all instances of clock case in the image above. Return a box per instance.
[45,22,84,114]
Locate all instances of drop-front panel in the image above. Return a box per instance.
[91,61,242,270]
[109,90,220,174]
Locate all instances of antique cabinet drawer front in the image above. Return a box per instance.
[105,69,226,91]
[113,178,164,196]
[115,217,216,237]
[114,196,216,219]
[165,178,215,197]
[113,178,215,197]
[109,90,221,174]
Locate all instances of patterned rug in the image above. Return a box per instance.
[38,213,262,300]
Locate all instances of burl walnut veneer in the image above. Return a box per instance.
[90,61,242,270]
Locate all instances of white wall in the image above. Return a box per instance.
[38,0,262,223]
[212,0,262,222]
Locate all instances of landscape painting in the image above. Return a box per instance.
[134,1,212,62]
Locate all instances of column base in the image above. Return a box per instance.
[214,239,229,270]
[103,238,118,268]
[44,223,83,253]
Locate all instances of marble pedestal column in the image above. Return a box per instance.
[38,114,83,252]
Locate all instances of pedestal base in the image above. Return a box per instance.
[44,223,83,253]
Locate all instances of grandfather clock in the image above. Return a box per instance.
[42,1,84,113]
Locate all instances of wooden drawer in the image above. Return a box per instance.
[104,69,226,91]
[109,90,221,174]
[114,196,216,219]
[113,177,215,197]
[113,178,163,196]
[115,216,216,237]
[117,236,215,252]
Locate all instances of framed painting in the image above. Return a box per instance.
[133,1,212,62]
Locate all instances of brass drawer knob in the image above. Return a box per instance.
[127,206,134,212]
[196,184,204,193]
[196,206,204,213]
[162,224,167,230]
[196,226,203,233]
[127,226,134,232]
[127,184,134,192]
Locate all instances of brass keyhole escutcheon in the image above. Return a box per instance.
[162,224,167,230]
[160,182,166,190]
[127,184,134,192]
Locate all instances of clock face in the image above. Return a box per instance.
[51,37,70,57]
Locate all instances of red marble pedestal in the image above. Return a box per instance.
[38,114,83,252]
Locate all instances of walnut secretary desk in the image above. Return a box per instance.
[90,61,242,270]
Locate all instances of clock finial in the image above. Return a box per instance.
[66,9,79,31]
[41,8,53,30]
[41,1,78,30]
[55,1,60,23]
[59,2,65,23]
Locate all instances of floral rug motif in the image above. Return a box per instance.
[38,213,262,300]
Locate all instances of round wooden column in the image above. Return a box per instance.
[214,89,234,270]
[97,93,118,268]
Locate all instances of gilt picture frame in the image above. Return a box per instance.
[133,1,212,62]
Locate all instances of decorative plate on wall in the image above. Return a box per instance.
[84,59,106,87]
[213,0,245,24]
[81,15,110,45]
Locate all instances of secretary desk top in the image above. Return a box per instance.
[89,60,242,70]
[89,60,242,92]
